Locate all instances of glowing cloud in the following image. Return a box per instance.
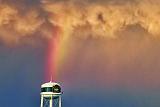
[0,0,160,45]
[42,0,160,38]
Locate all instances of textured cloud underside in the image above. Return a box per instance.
[0,0,160,44]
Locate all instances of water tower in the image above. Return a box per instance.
[40,82,62,107]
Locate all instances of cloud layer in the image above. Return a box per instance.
[0,0,160,44]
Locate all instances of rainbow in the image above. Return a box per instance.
[45,26,61,82]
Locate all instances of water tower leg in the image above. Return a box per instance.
[41,95,43,107]
[50,95,52,107]
[59,96,61,107]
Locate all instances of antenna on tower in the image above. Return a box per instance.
[50,74,53,82]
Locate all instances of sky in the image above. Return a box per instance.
[0,0,160,107]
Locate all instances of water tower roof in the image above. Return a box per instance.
[41,82,60,88]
